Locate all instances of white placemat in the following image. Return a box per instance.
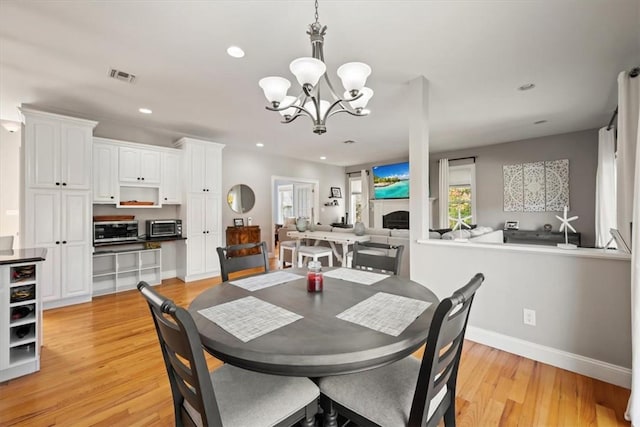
[336,292,432,336]
[322,267,389,286]
[229,271,303,291]
[197,296,303,342]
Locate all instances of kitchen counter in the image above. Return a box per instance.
[93,236,186,248]
[0,248,47,265]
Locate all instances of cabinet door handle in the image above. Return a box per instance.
[203,231,206,234]
[110,196,114,199]
[55,241,60,244]
[62,241,67,244]
[203,188,206,192]
[141,177,145,181]
[137,177,141,180]
[62,182,67,186]
[164,197,168,200]
[56,182,60,186]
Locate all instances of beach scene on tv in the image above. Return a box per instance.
[373,162,410,199]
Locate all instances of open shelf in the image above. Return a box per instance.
[10,304,36,326]
[10,264,36,284]
[10,324,36,346]
[9,343,36,366]
[92,248,162,295]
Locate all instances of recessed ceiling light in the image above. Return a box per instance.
[320,156,327,160]
[138,108,152,114]
[534,120,548,124]
[227,46,245,58]
[256,142,264,147]
[518,83,536,91]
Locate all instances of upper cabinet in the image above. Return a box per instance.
[92,137,182,207]
[119,147,161,184]
[175,137,224,194]
[21,108,97,190]
[93,141,118,204]
[162,151,182,204]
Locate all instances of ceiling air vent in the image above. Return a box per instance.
[108,68,136,83]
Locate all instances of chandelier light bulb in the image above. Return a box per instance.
[290,57,326,88]
[337,62,371,95]
[304,99,330,119]
[278,96,299,118]
[345,87,373,111]
[258,76,291,106]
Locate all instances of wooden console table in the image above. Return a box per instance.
[225,226,261,256]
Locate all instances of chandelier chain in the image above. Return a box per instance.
[314,0,319,24]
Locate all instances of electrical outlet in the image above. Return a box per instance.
[523,308,536,326]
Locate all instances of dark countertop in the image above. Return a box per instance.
[93,236,186,248]
[0,248,47,265]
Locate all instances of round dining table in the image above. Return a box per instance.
[189,268,439,377]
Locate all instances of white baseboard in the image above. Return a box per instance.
[161,269,177,280]
[465,326,631,389]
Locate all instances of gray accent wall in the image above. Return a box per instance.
[222,147,346,254]
[430,129,599,247]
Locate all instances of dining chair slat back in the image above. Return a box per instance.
[137,281,223,427]
[318,273,485,427]
[217,241,269,282]
[138,281,320,427]
[352,241,404,275]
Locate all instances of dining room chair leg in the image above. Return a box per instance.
[300,400,317,427]
[320,394,338,427]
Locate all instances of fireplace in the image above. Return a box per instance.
[383,210,409,229]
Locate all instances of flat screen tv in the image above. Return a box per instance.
[372,161,410,199]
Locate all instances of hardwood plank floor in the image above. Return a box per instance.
[0,263,631,426]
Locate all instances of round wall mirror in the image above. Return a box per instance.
[227,184,256,214]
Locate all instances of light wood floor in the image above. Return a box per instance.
[0,263,631,426]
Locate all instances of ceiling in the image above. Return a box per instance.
[1,1,639,167]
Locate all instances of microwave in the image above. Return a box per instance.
[94,221,139,244]
[146,219,182,239]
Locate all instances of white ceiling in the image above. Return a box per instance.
[1,1,639,166]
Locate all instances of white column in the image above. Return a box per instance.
[409,76,430,277]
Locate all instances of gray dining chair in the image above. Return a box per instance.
[216,241,269,282]
[351,241,404,275]
[137,281,318,427]
[0,235,14,250]
[319,273,485,427]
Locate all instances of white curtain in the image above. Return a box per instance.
[595,127,617,248]
[438,158,450,229]
[360,169,370,227]
[623,70,640,424]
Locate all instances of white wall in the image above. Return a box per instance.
[221,147,346,253]
[0,123,21,247]
[412,241,631,386]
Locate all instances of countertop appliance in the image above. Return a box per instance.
[146,219,182,239]
[94,220,139,244]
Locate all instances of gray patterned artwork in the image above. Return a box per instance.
[503,159,569,212]
[523,162,546,212]
[545,159,569,211]
[503,164,523,212]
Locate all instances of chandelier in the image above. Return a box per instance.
[258,0,373,135]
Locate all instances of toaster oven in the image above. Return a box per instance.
[93,221,139,244]
[146,219,182,239]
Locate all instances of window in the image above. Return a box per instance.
[448,164,476,228]
[349,177,362,224]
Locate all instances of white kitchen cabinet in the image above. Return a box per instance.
[24,190,92,309]
[161,151,182,204]
[119,146,161,184]
[176,137,223,193]
[93,141,118,203]
[175,138,224,282]
[21,108,96,190]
